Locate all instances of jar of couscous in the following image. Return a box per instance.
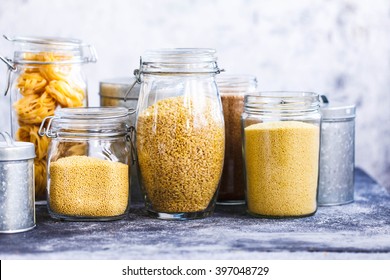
[242,92,321,218]
[0,35,97,201]
[135,48,225,220]
[39,107,132,221]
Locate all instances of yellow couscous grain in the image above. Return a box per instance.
[49,155,129,217]
[244,121,320,217]
[136,96,224,213]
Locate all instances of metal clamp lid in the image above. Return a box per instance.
[1,35,97,96]
[320,95,356,120]
[0,132,35,161]
[123,56,224,101]
[38,107,136,138]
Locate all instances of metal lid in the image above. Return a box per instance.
[0,132,35,161]
[99,77,140,100]
[320,104,356,120]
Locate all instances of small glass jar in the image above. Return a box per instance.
[0,35,97,201]
[242,92,321,218]
[135,48,225,220]
[318,103,356,206]
[216,75,257,205]
[39,107,132,221]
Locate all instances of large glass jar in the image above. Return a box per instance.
[39,107,132,221]
[217,75,257,205]
[242,92,321,218]
[135,48,225,220]
[0,35,97,201]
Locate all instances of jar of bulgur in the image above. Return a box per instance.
[216,75,257,205]
[39,107,132,221]
[135,48,225,220]
[242,92,321,218]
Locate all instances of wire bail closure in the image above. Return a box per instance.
[124,57,142,102]
[0,55,17,96]
[123,56,224,102]
[38,116,59,138]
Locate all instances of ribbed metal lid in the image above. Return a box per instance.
[99,77,140,100]
[320,104,356,120]
[0,132,35,161]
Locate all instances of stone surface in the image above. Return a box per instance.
[0,0,389,192]
[0,168,389,260]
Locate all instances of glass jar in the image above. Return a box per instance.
[0,35,97,201]
[319,103,356,206]
[99,77,142,203]
[135,48,225,220]
[216,75,257,205]
[242,92,321,218]
[39,107,132,221]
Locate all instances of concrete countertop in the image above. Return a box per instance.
[0,168,389,260]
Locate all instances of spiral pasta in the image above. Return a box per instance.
[17,72,47,96]
[13,92,56,125]
[13,51,87,200]
[46,80,84,107]
[16,125,50,160]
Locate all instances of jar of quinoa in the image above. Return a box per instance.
[135,48,225,220]
[216,75,257,205]
[39,107,133,221]
[242,92,321,218]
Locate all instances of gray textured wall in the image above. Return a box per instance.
[0,0,389,192]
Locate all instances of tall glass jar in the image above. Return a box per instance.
[242,92,321,218]
[39,107,132,221]
[318,103,356,206]
[0,35,97,201]
[135,48,225,220]
[217,75,257,205]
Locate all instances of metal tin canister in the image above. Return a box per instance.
[99,78,142,202]
[319,103,356,206]
[0,132,36,233]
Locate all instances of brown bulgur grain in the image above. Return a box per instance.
[136,96,224,213]
[49,156,129,217]
[219,94,245,201]
[245,121,319,217]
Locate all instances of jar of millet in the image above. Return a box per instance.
[39,107,133,221]
[242,92,321,218]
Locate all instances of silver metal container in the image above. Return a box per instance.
[99,78,142,202]
[0,132,36,233]
[318,103,356,206]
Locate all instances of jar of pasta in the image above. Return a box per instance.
[242,92,321,218]
[216,75,257,205]
[0,35,97,201]
[135,48,225,220]
[39,107,132,221]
